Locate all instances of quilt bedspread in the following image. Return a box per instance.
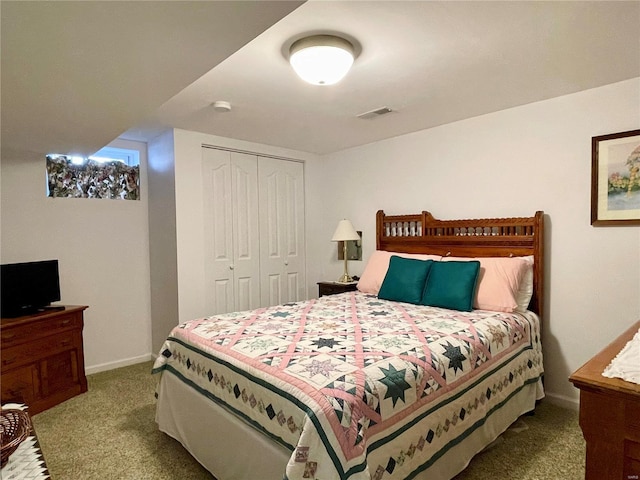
[152,291,543,480]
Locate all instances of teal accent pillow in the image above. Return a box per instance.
[421,261,481,311]
[378,256,433,305]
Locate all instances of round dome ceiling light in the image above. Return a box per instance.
[289,35,354,86]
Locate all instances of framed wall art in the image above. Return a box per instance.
[591,129,640,225]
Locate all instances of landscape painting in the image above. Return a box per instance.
[591,129,640,225]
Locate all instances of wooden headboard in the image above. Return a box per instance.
[376,210,545,318]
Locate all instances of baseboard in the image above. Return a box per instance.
[543,391,580,411]
[85,353,154,375]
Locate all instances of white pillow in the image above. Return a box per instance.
[515,255,534,312]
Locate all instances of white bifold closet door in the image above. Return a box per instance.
[258,156,306,306]
[202,148,305,314]
[202,148,261,314]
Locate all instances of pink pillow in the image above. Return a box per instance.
[443,256,530,312]
[357,251,442,295]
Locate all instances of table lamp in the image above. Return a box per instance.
[331,219,360,283]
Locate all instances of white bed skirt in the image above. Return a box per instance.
[156,371,544,480]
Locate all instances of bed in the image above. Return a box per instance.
[152,209,545,480]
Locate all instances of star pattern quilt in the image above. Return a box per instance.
[153,291,543,480]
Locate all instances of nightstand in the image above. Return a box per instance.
[317,281,358,297]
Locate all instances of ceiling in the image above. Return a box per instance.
[0,1,302,158]
[2,1,639,159]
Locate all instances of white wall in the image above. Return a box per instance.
[0,138,152,373]
[309,78,640,407]
[147,130,179,353]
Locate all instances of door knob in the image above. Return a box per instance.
[229,265,235,270]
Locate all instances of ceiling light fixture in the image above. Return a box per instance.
[212,100,231,113]
[289,35,354,86]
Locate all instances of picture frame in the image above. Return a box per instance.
[591,129,640,226]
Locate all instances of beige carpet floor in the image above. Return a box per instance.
[31,361,585,479]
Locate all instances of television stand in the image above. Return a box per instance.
[0,305,88,414]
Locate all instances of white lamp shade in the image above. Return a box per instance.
[331,219,360,242]
[289,35,354,86]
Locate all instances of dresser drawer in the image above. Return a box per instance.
[1,331,77,370]
[0,363,40,405]
[1,311,81,347]
[628,399,640,431]
[627,439,640,461]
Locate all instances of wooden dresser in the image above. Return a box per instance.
[1,306,88,414]
[569,321,640,480]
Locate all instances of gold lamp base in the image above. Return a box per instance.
[337,242,354,283]
[337,273,354,283]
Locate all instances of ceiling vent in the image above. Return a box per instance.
[357,106,394,120]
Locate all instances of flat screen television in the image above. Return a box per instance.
[1,259,61,318]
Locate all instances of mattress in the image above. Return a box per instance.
[153,291,544,480]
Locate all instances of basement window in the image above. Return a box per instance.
[46,147,140,200]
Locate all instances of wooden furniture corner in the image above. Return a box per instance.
[569,321,640,479]
[1,306,88,415]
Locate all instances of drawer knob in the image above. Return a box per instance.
[3,356,17,366]
[61,319,71,325]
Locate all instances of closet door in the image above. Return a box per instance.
[202,148,260,314]
[229,152,260,311]
[258,157,305,306]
